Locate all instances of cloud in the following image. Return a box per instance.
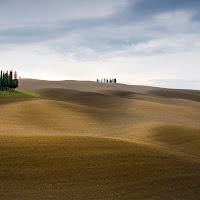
[0,0,130,44]
[129,34,200,55]
[0,0,199,49]
[0,43,199,90]
[128,0,200,21]
[0,0,127,27]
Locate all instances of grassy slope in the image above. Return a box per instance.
[0,90,39,97]
[17,90,40,97]
[0,90,39,105]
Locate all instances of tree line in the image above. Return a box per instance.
[97,78,117,83]
[0,70,18,91]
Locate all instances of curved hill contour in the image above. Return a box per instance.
[19,78,200,102]
[1,135,200,200]
[0,78,200,199]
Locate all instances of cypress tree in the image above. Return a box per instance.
[5,71,8,91]
[0,70,18,91]
[14,71,17,79]
[8,70,13,90]
[0,71,1,90]
[0,71,2,91]
[2,72,5,90]
[12,71,18,90]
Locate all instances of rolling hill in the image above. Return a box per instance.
[0,79,199,199]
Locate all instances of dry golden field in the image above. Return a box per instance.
[0,79,200,199]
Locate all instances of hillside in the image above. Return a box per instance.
[0,79,200,199]
[1,135,200,200]
[18,79,159,93]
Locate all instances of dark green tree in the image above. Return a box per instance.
[8,70,13,90]
[2,72,5,90]
[0,70,18,91]
[0,71,2,90]
[0,71,3,91]
[12,71,18,90]
[5,71,8,91]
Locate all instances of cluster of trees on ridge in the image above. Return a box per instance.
[97,78,117,83]
[0,70,18,91]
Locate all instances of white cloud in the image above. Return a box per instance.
[130,34,200,54]
[0,43,199,90]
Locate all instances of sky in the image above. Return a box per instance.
[0,0,200,89]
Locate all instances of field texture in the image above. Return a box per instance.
[0,79,199,199]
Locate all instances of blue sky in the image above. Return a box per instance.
[0,0,200,89]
